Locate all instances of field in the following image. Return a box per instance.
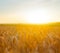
[0,22,60,53]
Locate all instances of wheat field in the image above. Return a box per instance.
[0,23,60,53]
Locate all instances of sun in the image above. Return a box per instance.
[24,9,52,24]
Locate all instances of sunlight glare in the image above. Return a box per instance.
[24,9,52,24]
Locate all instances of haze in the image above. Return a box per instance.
[0,0,60,24]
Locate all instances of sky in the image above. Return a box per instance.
[0,0,60,24]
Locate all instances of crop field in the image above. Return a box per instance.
[0,23,60,53]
